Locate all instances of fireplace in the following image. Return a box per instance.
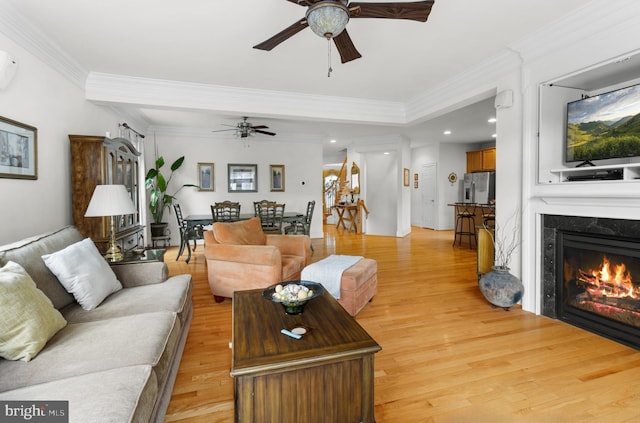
[542,215,640,350]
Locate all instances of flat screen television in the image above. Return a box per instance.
[566,82,640,165]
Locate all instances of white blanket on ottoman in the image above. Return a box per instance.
[301,255,363,299]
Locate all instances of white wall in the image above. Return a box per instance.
[0,33,124,245]
[411,142,481,230]
[363,151,397,236]
[144,133,324,245]
[398,139,412,237]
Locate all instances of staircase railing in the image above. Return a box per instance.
[323,156,348,221]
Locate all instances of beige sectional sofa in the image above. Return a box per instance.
[0,226,193,423]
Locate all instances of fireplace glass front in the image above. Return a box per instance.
[558,232,640,349]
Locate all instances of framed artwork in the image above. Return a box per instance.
[403,168,410,187]
[197,162,214,191]
[0,116,37,180]
[228,163,257,192]
[270,164,285,192]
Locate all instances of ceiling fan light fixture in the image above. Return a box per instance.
[306,1,350,39]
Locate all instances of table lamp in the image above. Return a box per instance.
[85,184,137,262]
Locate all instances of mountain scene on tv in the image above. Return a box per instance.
[567,84,640,162]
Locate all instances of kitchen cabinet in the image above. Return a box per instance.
[467,147,496,173]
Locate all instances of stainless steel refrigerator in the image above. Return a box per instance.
[461,172,495,204]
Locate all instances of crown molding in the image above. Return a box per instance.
[404,49,521,123]
[0,1,87,88]
[512,0,640,64]
[86,72,406,125]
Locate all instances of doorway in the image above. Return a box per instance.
[421,163,437,229]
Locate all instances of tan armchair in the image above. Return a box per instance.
[203,217,311,302]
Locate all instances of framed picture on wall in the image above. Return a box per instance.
[270,164,285,192]
[0,116,37,180]
[197,162,214,191]
[228,163,257,192]
[403,168,410,186]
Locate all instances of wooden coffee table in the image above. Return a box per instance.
[231,288,381,423]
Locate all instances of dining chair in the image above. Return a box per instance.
[253,200,275,217]
[285,200,315,252]
[173,203,203,263]
[257,202,285,234]
[285,200,315,236]
[211,201,241,222]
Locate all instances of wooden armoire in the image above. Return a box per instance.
[69,135,144,253]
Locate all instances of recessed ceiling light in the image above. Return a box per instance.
[330,139,337,143]
[443,130,452,135]
[492,133,497,138]
[384,152,390,155]
[488,118,497,123]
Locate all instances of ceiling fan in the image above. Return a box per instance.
[212,117,276,138]
[253,0,435,64]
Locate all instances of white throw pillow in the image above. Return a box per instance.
[42,238,122,310]
[0,261,67,361]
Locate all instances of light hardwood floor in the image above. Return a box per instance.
[164,226,640,422]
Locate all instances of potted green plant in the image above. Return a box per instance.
[145,155,196,237]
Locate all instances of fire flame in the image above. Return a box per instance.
[578,257,640,299]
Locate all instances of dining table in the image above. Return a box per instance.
[184,212,304,233]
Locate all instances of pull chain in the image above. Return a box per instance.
[327,38,333,77]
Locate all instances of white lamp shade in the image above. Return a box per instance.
[85,185,137,217]
[306,2,349,38]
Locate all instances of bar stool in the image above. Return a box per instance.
[453,203,477,248]
[482,202,496,228]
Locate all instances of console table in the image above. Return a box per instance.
[335,203,359,233]
[231,289,380,422]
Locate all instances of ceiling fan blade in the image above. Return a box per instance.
[285,0,316,5]
[253,18,309,51]
[211,128,237,133]
[333,30,362,64]
[252,125,269,130]
[350,1,435,22]
[254,129,277,136]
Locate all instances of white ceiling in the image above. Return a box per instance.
[6,0,590,160]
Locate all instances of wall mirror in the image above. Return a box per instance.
[351,162,360,194]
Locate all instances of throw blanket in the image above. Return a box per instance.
[301,255,363,299]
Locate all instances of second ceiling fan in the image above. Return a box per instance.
[212,117,276,138]
[254,0,436,64]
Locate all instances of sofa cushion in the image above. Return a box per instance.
[213,217,266,245]
[0,312,180,393]
[0,365,158,423]
[61,274,192,328]
[0,226,81,309]
[42,238,122,310]
[0,261,67,361]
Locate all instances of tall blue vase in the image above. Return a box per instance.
[479,266,524,310]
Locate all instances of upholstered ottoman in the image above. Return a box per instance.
[337,258,377,316]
